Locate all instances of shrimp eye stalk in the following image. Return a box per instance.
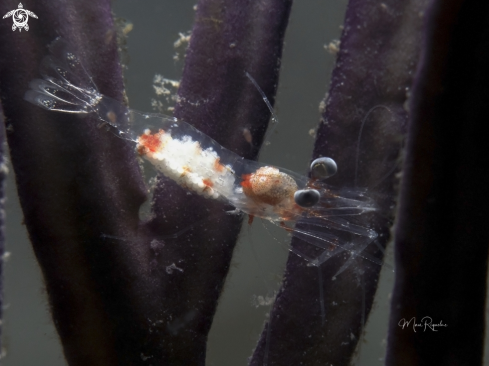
[310,157,337,180]
[294,189,320,208]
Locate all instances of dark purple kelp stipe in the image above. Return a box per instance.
[0,0,291,364]
[141,0,292,363]
[250,0,427,365]
[386,0,489,365]
[0,105,5,352]
[0,1,146,364]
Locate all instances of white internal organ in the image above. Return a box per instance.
[137,129,236,199]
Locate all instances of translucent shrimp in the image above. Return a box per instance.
[24,39,384,272]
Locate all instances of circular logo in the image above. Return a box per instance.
[2,3,38,32]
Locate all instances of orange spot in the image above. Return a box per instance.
[248,215,254,225]
[214,158,225,172]
[138,129,165,154]
[280,221,294,232]
[137,145,148,156]
[240,174,253,188]
[202,178,213,187]
[307,178,323,189]
[180,166,192,177]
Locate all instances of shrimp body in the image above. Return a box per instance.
[133,125,317,224]
[136,128,236,200]
[135,128,300,223]
[24,39,381,269]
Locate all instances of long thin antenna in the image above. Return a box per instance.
[245,72,280,143]
[354,104,392,187]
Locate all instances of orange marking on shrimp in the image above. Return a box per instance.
[240,174,253,188]
[180,166,192,177]
[280,221,294,232]
[138,129,165,154]
[137,144,147,156]
[202,178,214,194]
[214,158,225,172]
[328,238,340,251]
[248,214,254,225]
[202,178,213,187]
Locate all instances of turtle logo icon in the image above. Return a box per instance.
[3,3,38,32]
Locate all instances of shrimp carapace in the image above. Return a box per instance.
[241,166,298,206]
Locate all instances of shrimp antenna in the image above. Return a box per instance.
[354,104,393,187]
[245,72,280,144]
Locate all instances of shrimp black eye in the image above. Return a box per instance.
[310,157,337,180]
[294,189,320,208]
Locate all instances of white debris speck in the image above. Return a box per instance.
[173,31,191,61]
[2,251,11,262]
[174,32,191,49]
[152,75,180,113]
[318,99,326,114]
[325,40,340,55]
[0,161,9,175]
[153,74,180,96]
[166,263,184,274]
[251,292,276,308]
[140,353,153,361]
[122,22,133,35]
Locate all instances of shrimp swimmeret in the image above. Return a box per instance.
[24,40,384,274]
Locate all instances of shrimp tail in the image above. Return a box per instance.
[24,38,101,114]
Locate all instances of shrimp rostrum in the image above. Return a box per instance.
[24,39,384,274]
